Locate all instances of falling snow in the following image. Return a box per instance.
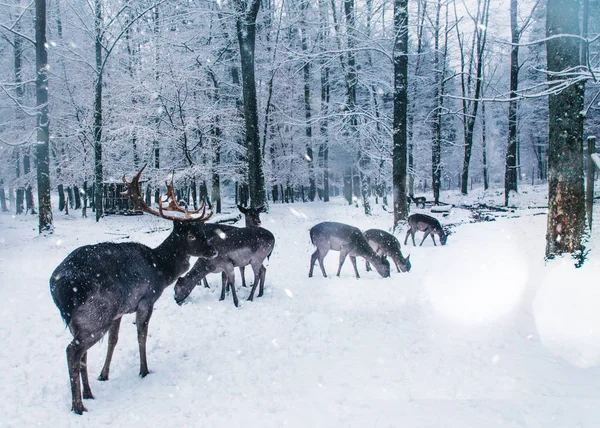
[1,186,600,426]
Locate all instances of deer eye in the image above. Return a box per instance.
[187,233,197,241]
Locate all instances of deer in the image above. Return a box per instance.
[363,229,411,273]
[308,222,390,279]
[200,204,265,289]
[409,194,426,208]
[174,225,275,307]
[404,213,448,246]
[49,166,217,415]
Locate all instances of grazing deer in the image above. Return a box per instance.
[404,213,448,246]
[174,226,275,307]
[49,166,217,415]
[201,204,265,289]
[308,222,390,279]
[363,229,411,273]
[409,194,426,208]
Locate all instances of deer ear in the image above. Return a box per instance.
[237,205,247,214]
[257,205,265,213]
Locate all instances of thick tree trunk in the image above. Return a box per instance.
[235,0,266,209]
[545,0,585,259]
[392,0,409,228]
[35,0,53,232]
[505,0,519,205]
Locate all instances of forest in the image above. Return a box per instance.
[0,0,599,259]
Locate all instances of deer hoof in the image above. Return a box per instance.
[139,369,150,378]
[97,373,108,382]
[72,403,87,415]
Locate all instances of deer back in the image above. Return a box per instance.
[311,222,390,276]
[174,226,275,303]
[408,213,447,244]
[50,221,217,327]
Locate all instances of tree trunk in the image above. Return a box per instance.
[300,1,316,201]
[482,101,489,191]
[73,185,81,209]
[0,180,7,212]
[234,0,266,209]
[35,0,53,232]
[460,0,490,195]
[431,0,444,205]
[16,189,25,215]
[545,0,585,259]
[93,0,104,222]
[318,0,330,202]
[505,0,519,205]
[58,184,65,212]
[392,0,409,228]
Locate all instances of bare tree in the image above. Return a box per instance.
[456,0,490,195]
[35,0,53,233]
[392,0,409,228]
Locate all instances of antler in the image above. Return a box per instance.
[162,180,208,219]
[121,165,213,222]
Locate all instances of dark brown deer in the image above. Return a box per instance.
[308,222,390,279]
[409,194,426,208]
[404,213,448,246]
[363,229,411,273]
[49,166,217,415]
[200,204,266,289]
[174,226,275,307]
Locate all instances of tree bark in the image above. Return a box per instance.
[300,1,316,201]
[93,0,104,221]
[392,0,409,227]
[460,0,490,195]
[234,0,266,209]
[545,0,585,259]
[505,0,519,205]
[35,0,53,232]
[318,0,330,202]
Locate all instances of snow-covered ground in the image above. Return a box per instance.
[2,185,600,427]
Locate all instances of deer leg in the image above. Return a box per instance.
[219,274,227,301]
[203,277,210,288]
[337,250,349,277]
[309,250,318,277]
[404,229,412,246]
[365,260,372,272]
[431,234,437,246]
[98,317,122,381]
[240,266,247,287]
[419,231,430,246]
[136,303,154,378]
[226,269,239,307]
[258,264,266,297]
[317,249,328,277]
[80,352,94,399]
[67,341,88,414]
[248,263,263,301]
[67,328,107,415]
[222,272,229,293]
[350,256,360,279]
